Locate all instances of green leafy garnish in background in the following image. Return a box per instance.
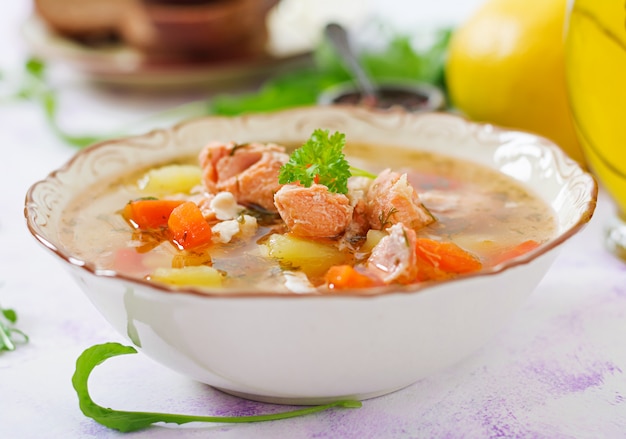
[8,58,102,147]
[0,302,29,353]
[210,27,452,116]
[72,342,362,432]
[279,129,376,194]
[0,26,452,147]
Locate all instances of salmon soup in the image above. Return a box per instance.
[58,133,557,293]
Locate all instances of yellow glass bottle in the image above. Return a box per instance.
[565,0,626,259]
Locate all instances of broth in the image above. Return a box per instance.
[59,141,557,293]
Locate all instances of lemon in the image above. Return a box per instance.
[445,0,586,165]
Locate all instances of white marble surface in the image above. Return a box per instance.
[3,1,626,438]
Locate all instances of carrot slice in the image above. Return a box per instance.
[415,238,483,275]
[490,240,540,266]
[414,258,455,282]
[123,199,184,230]
[167,201,213,250]
[324,265,377,290]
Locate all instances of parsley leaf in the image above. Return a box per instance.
[279,129,352,194]
[72,342,361,432]
[279,129,376,194]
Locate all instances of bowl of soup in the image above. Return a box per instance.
[25,106,596,404]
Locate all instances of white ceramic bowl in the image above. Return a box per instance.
[25,106,597,404]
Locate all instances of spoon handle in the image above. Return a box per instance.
[324,23,378,100]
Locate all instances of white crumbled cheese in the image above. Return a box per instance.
[238,214,258,239]
[211,220,240,244]
[283,271,317,294]
[211,214,258,244]
[210,192,244,220]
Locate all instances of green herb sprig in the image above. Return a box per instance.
[0,303,29,352]
[73,342,361,432]
[279,129,351,193]
[1,27,451,148]
[278,129,376,194]
[2,58,204,148]
[4,58,103,147]
[211,27,453,116]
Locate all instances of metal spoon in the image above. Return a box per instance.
[324,22,378,107]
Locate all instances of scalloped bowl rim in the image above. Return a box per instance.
[23,106,599,404]
[24,106,597,300]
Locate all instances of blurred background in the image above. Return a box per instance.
[1,0,585,169]
[1,1,484,143]
[6,2,626,438]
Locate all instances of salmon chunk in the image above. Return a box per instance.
[366,169,435,231]
[198,141,233,193]
[342,176,373,245]
[198,141,289,212]
[366,222,418,284]
[274,184,354,238]
[234,151,289,212]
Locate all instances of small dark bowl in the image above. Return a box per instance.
[318,80,446,112]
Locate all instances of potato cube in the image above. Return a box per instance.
[149,265,222,288]
[265,234,349,278]
[359,229,387,254]
[138,164,202,195]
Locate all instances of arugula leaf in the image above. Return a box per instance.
[72,342,362,432]
[2,307,17,323]
[0,303,29,353]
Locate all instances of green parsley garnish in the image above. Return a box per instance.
[2,28,451,148]
[279,129,351,193]
[0,303,29,353]
[279,129,375,194]
[72,342,361,432]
